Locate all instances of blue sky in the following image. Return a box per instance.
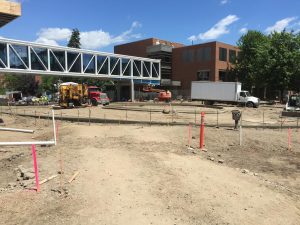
[1,0,300,52]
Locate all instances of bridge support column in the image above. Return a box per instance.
[130,79,135,102]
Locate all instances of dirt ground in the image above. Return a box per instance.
[0,114,299,225]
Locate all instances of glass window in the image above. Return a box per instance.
[240,92,246,97]
[97,56,108,74]
[10,45,28,69]
[83,54,95,74]
[197,71,210,81]
[219,47,227,61]
[197,47,211,61]
[182,49,194,63]
[67,52,81,73]
[219,70,226,81]
[229,50,236,63]
[0,43,7,67]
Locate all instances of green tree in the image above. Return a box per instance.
[235,30,271,97]
[268,31,300,98]
[67,28,81,48]
[41,76,60,93]
[4,74,39,95]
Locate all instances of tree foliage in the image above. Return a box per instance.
[235,31,271,91]
[4,74,39,95]
[235,30,300,98]
[67,29,81,49]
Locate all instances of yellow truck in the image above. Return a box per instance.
[58,82,110,108]
[59,82,88,108]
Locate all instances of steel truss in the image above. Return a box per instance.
[0,38,161,82]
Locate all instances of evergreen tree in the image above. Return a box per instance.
[67,29,81,48]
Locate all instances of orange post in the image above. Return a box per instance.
[200,112,205,150]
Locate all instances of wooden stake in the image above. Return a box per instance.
[77,109,80,124]
[288,128,292,151]
[239,125,243,146]
[150,107,152,126]
[216,110,219,128]
[59,147,64,193]
[263,111,265,130]
[89,109,91,126]
[68,171,80,183]
[188,123,192,148]
[39,174,58,185]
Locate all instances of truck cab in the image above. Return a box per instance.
[238,91,260,108]
[285,94,300,111]
[88,86,110,106]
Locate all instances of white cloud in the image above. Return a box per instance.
[239,27,248,34]
[35,21,142,49]
[265,17,297,34]
[37,28,72,41]
[220,0,229,5]
[187,35,198,43]
[188,15,239,42]
[80,30,113,49]
[35,37,59,46]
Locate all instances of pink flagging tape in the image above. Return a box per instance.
[31,144,40,192]
[288,128,292,151]
[56,121,59,141]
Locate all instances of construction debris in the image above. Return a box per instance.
[0,127,34,133]
[68,171,80,183]
[39,174,58,185]
[15,165,35,180]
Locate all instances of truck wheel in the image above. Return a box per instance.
[246,102,254,108]
[91,99,98,106]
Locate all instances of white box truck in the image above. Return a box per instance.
[191,81,260,108]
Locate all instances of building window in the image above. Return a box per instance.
[182,49,194,63]
[219,47,227,61]
[196,47,211,61]
[197,71,210,81]
[229,50,236,63]
[219,70,226,81]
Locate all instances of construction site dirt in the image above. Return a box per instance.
[0,102,299,128]
[0,105,299,225]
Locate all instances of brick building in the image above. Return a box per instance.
[172,41,239,96]
[115,38,239,98]
[115,38,184,88]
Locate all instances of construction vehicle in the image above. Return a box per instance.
[6,91,22,104]
[282,94,300,117]
[191,81,260,107]
[142,85,172,102]
[87,86,110,106]
[58,82,109,108]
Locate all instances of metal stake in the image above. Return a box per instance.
[263,111,265,130]
[216,110,219,128]
[89,109,91,126]
[150,107,152,126]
